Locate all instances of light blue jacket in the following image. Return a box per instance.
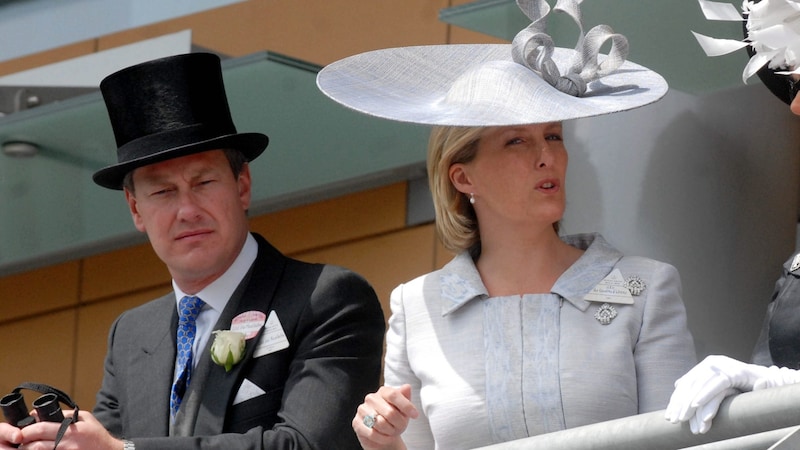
[384,233,697,449]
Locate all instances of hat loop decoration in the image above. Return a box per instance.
[511,0,630,97]
[692,0,800,82]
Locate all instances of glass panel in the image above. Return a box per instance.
[0,52,430,274]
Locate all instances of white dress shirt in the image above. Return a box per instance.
[172,232,258,376]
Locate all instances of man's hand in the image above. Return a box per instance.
[18,410,123,450]
[0,422,23,449]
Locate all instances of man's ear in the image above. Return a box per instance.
[237,163,252,211]
[124,188,146,233]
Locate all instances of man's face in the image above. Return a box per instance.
[124,150,252,292]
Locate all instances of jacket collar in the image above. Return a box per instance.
[188,233,287,435]
[440,233,622,316]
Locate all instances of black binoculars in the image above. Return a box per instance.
[0,391,64,428]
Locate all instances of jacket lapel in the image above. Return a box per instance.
[127,294,177,437]
[190,235,287,435]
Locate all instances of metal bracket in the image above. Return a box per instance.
[0,85,97,116]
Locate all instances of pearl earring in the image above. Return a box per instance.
[469,193,475,205]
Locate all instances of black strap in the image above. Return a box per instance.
[11,383,78,450]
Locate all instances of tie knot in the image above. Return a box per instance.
[178,296,205,321]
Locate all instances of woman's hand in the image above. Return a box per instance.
[353,384,419,450]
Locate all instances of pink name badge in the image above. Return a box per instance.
[230,310,267,340]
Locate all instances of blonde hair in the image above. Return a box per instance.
[427,125,561,256]
[427,125,483,255]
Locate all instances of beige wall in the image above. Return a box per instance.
[0,0,491,410]
[0,0,505,76]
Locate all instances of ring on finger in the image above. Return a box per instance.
[363,412,380,429]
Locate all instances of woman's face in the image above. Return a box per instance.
[449,122,568,229]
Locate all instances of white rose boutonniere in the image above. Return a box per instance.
[210,330,246,372]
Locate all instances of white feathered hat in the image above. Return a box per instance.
[693,0,800,104]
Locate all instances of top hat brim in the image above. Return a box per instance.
[92,132,268,190]
[317,45,668,127]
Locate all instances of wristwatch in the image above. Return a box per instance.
[122,439,135,450]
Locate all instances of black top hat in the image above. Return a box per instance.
[92,52,269,190]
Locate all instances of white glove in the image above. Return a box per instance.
[752,365,800,390]
[664,355,800,434]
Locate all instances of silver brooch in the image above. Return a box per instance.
[594,303,617,325]
[624,276,646,296]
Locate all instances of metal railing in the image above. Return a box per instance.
[474,382,800,450]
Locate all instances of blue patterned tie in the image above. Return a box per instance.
[170,295,205,420]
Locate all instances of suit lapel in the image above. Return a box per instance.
[190,235,287,435]
[127,294,177,437]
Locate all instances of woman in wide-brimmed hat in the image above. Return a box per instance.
[317,0,698,448]
[666,0,800,436]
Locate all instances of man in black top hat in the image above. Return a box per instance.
[0,52,385,449]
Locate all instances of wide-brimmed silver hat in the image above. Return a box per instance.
[317,0,668,126]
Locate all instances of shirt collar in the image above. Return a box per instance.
[173,233,259,313]
[439,233,622,316]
